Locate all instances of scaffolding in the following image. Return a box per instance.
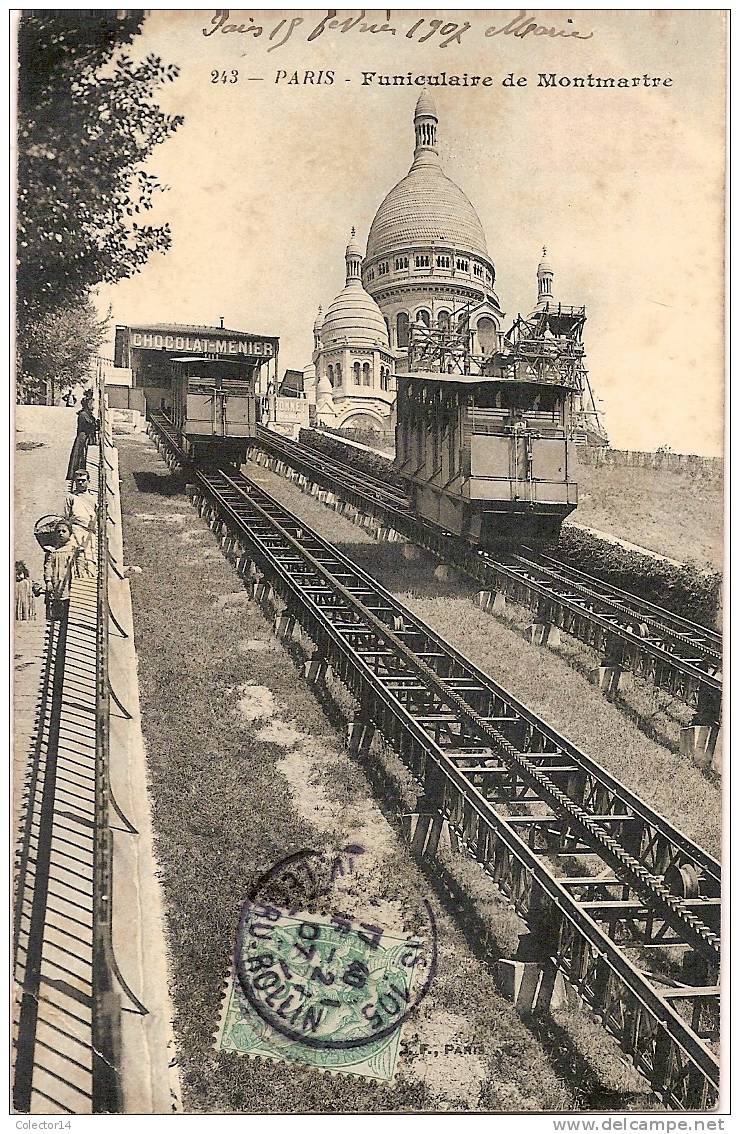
[405,302,608,443]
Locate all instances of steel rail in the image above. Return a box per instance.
[187,466,719,1109]
[255,425,408,504]
[251,424,722,713]
[524,550,721,653]
[477,555,722,707]
[253,425,410,519]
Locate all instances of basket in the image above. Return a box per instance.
[33,514,66,551]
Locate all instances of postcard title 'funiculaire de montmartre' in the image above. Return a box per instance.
[270,71,674,89]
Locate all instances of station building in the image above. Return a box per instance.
[113,322,280,412]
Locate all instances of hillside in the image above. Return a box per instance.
[569,457,723,571]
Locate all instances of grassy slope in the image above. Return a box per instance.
[119,435,588,1114]
[571,459,723,570]
[252,461,721,861]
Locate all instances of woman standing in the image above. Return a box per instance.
[65,394,98,481]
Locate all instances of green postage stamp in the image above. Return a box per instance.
[216,906,432,1080]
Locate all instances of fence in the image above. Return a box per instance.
[92,378,123,1110]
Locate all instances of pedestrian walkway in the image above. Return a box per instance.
[13,563,99,1115]
[14,406,182,1115]
[13,410,102,1113]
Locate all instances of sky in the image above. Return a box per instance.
[96,9,726,455]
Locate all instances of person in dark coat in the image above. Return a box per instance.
[65,395,98,481]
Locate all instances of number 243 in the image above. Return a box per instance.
[211,70,239,84]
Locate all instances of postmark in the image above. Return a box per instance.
[215,846,437,1080]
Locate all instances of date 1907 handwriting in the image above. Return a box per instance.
[202,9,595,52]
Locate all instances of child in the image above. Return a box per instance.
[43,520,83,621]
[15,561,42,621]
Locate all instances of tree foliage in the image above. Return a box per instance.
[16,10,183,329]
[16,299,109,403]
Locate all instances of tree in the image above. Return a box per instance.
[16,11,183,327]
[16,298,109,404]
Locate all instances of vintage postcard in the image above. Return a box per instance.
[12,8,725,1123]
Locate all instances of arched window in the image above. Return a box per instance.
[396,311,410,348]
[327,364,334,386]
[362,362,371,386]
[384,316,391,344]
[416,309,431,328]
[353,361,361,386]
[335,362,342,384]
[438,310,450,332]
[477,317,497,355]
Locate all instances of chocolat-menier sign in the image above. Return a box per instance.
[115,325,276,365]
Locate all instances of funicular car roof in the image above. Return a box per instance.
[171,355,251,367]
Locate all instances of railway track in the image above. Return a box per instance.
[250,425,722,719]
[147,415,721,1107]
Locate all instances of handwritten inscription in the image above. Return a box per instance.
[201,9,595,52]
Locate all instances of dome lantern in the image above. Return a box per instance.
[345,227,362,281]
[313,304,323,350]
[536,246,555,307]
[413,92,438,165]
[320,231,390,350]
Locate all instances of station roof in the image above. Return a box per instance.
[279,369,305,396]
[117,322,279,341]
[170,355,251,365]
[395,370,495,385]
[396,369,576,389]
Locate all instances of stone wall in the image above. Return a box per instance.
[577,446,723,480]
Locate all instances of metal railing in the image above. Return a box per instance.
[91,375,124,1111]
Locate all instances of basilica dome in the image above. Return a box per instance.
[321,284,389,348]
[321,230,389,349]
[365,95,489,263]
[366,165,489,262]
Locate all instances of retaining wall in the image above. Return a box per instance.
[576,447,723,480]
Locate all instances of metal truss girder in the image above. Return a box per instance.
[173,457,722,1107]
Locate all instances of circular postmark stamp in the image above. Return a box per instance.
[224,845,437,1075]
